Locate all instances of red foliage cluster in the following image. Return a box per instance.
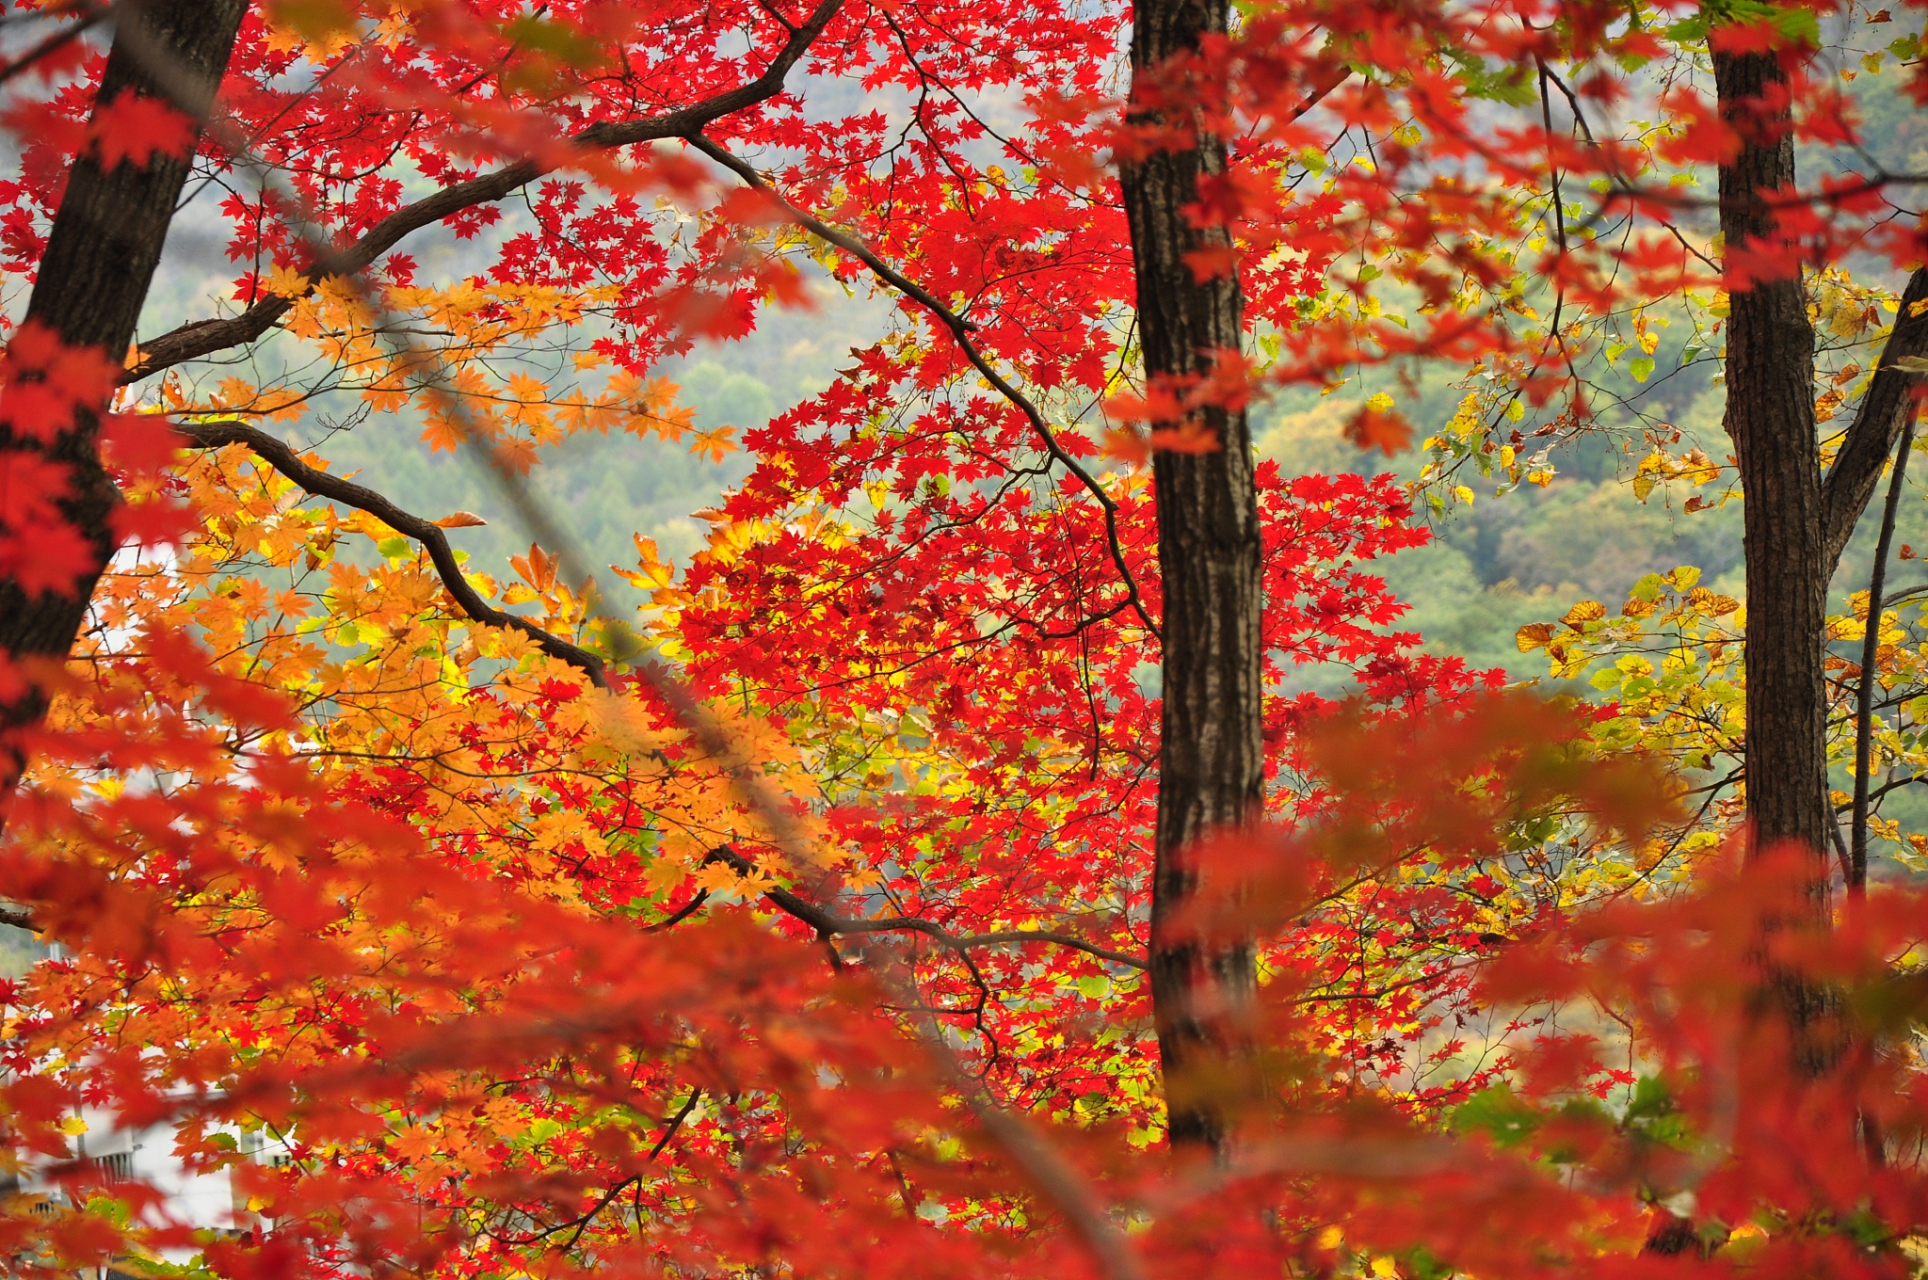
[0,0,1922,1276]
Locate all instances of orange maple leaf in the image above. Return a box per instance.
[1101,426,1152,467]
[1150,421,1222,454]
[1183,245,1242,282]
[420,417,466,454]
[690,425,737,463]
[1344,405,1415,456]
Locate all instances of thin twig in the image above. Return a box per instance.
[648,1087,703,1160]
[0,1,110,90]
[640,888,710,933]
[969,1104,1149,1280]
[707,846,1144,969]
[1850,411,1918,895]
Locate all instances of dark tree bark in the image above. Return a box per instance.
[0,1,251,784]
[1717,44,1928,884]
[1716,42,1928,1083]
[1714,47,1835,896]
[1119,0,1265,1152]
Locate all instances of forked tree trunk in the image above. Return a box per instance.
[1713,48,1833,880]
[1715,38,1928,1078]
[1715,42,1928,872]
[1119,0,1266,1153]
[0,0,250,786]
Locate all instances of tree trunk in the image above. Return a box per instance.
[0,0,250,785]
[1119,0,1266,1153]
[1714,48,1834,891]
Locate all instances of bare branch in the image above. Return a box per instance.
[1848,406,1916,894]
[0,3,109,90]
[177,418,610,686]
[707,846,1145,969]
[1820,266,1928,573]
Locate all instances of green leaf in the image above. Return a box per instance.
[1624,1075,1681,1127]
[1671,0,1820,44]
[1627,1071,1704,1148]
[1629,355,1655,383]
[502,16,602,67]
[376,535,411,561]
[1449,1086,1543,1147]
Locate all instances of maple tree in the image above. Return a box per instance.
[0,0,1924,1276]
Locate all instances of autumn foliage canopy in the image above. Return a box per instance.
[0,0,1926,1277]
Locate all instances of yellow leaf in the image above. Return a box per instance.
[263,262,311,298]
[1515,623,1555,652]
[1561,600,1606,628]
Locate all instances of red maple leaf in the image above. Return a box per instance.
[89,94,196,170]
[0,520,92,597]
[0,381,71,443]
[98,414,184,476]
[0,452,68,527]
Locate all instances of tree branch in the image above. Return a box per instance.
[162,427,1150,976]
[177,418,610,687]
[125,0,847,382]
[685,133,1162,640]
[1822,266,1928,573]
[708,847,1145,969]
[0,4,110,90]
[1849,408,1916,894]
